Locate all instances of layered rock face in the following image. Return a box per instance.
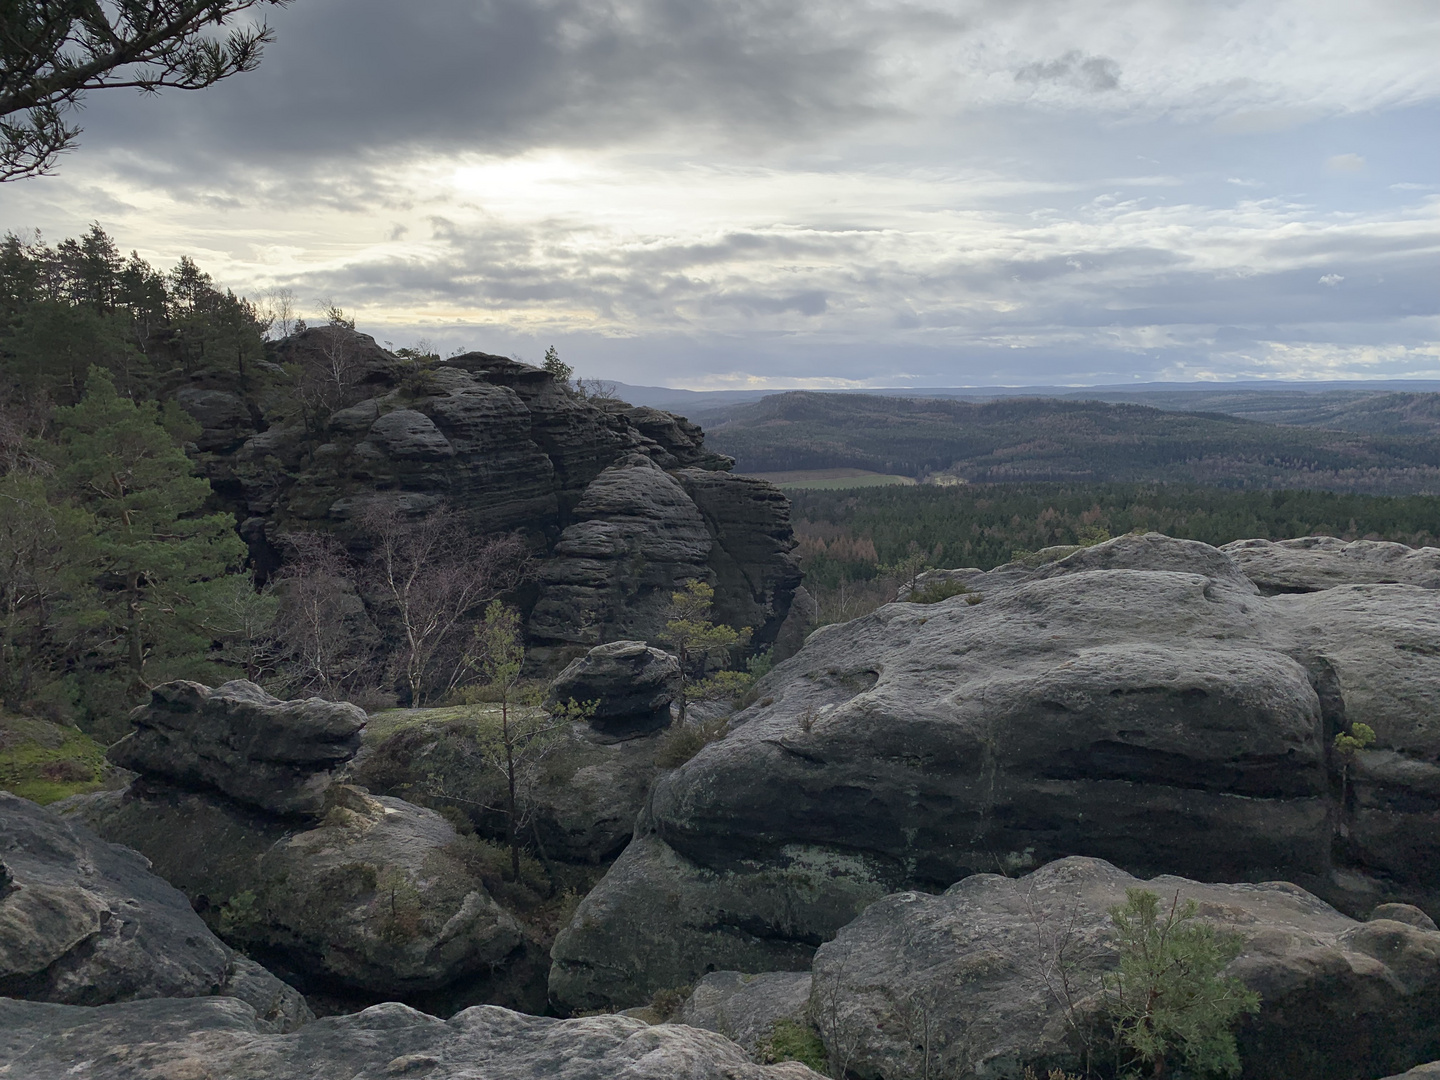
[66,681,528,1008]
[107,680,366,816]
[190,329,798,649]
[0,792,310,1031]
[0,997,824,1080]
[812,856,1440,1080]
[550,533,1440,1010]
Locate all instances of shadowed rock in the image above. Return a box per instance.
[678,971,814,1060]
[0,792,309,1031]
[548,641,681,737]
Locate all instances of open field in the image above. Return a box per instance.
[746,468,917,489]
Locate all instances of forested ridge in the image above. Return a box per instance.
[702,390,1440,493]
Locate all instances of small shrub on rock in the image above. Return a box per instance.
[654,714,729,768]
[907,579,973,604]
[758,1019,828,1072]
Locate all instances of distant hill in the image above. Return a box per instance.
[696,391,1440,494]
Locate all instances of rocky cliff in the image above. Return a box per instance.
[550,532,1440,1011]
[183,329,799,654]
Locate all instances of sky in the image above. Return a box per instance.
[3,0,1438,389]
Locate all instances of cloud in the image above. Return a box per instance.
[1319,273,1344,286]
[1015,51,1121,93]
[1327,153,1367,173]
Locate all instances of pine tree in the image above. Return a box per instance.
[660,579,749,721]
[47,367,248,721]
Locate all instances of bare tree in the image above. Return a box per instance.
[264,286,296,338]
[1,0,293,181]
[360,503,530,705]
[269,531,376,699]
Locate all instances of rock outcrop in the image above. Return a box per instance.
[107,680,366,817]
[353,710,667,865]
[550,533,1440,1010]
[809,856,1440,1080]
[0,792,310,1032]
[188,329,798,652]
[547,641,680,737]
[1222,536,1440,593]
[0,996,824,1080]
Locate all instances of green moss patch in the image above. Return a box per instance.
[0,711,113,804]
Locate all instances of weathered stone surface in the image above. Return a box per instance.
[0,792,309,1031]
[1222,536,1440,593]
[550,533,1440,1010]
[176,387,254,452]
[678,971,814,1059]
[1384,1065,1440,1079]
[107,680,366,817]
[59,783,523,1002]
[1372,903,1440,931]
[0,996,824,1080]
[809,857,1440,1080]
[547,641,680,736]
[352,713,666,865]
[675,468,804,649]
[530,455,715,645]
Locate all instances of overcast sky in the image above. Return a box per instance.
[4,0,1438,388]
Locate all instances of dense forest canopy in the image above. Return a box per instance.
[791,482,1440,621]
[703,391,1440,494]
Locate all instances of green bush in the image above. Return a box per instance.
[653,715,729,768]
[906,579,972,604]
[758,1019,828,1072]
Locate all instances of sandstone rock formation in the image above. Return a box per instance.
[0,792,310,1032]
[186,328,799,652]
[61,782,525,1007]
[550,533,1440,1010]
[547,641,680,737]
[809,856,1440,1080]
[0,996,824,1080]
[678,971,814,1060]
[1222,536,1440,593]
[107,680,366,817]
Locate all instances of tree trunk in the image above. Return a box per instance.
[504,700,521,881]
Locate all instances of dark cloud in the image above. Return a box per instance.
[74,0,897,175]
[1015,50,1120,92]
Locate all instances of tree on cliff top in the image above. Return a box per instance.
[1,0,293,180]
[46,366,249,730]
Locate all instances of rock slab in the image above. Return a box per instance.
[0,791,309,1031]
[107,680,366,817]
[0,996,825,1079]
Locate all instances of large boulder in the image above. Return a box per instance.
[107,680,366,817]
[808,856,1440,1080]
[550,533,1440,1010]
[59,783,525,1007]
[1222,536,1440,593]
[0,792,309,1031]
[0,996,825,1080]
[547,641,681,736]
